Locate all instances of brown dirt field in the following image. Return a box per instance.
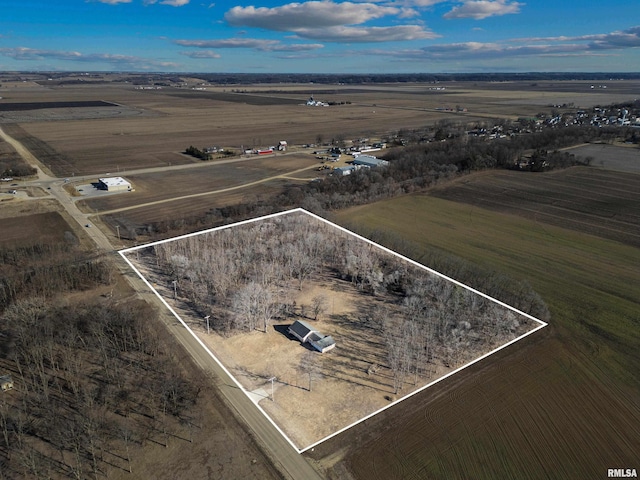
[430,167,640,247]
[100,178,291,239]
[568,143,640,174]
[78,153,317,213]
[4,80,638,177]
[0,199,96,252]
[314,327,639,480]
[323,188,640,479]
[0,211,72,247]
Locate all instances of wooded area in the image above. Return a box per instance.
[0,241,201,479]
[146,212,539,396]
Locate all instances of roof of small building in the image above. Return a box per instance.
[310,334,336,350]
[353,155,388,167]
[289,320,317,338]
[99,176,130,187]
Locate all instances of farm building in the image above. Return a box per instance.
[334,166,356,176]
[289,320,317,343]
[98,176,131,192]
[308,332,336,353]
[353,155,389,168]
[288,320,336,353]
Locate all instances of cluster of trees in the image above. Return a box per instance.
[0,241,201,478]
[0,141,36,178]
[0,159,36,178]
[0,242,112,310]
[184,145,211,160]
[0,298,199,479]
[152,213,352,333]
[150,212,534,395]
[348,223,550,323]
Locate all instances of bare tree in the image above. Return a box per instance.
[298,350,323,392]
[310,294,329,321]
[231,282,280,332]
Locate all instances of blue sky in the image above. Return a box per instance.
[1,0,639,73]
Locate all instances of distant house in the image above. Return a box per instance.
[288,320,336,353]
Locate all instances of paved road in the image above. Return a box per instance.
[0,125,325,480]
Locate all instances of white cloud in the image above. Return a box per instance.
[93,0,132,4]
[222,1,435,43]
[293,24,437,42]
[225,1,401,30]
[0,47,179,69]
[180,50,221,58]
[444,0,523,20]
[144,0,190,5]
[174,38,324,52]
[354,26,640,62]
[518,26,640,50]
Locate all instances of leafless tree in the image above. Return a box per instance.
[298,350,323,392]
[310,294,329,321]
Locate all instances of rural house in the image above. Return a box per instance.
[288,320,336,353]
[308,332,336,353]
[288,320,317,343]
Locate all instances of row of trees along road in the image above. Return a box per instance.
[145,123,626,237]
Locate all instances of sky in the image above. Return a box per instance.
[1,0,639,73]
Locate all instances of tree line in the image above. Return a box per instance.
[145,123,615,237]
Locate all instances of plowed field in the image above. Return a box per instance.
[321,177,640,479]
[430,167,640,247]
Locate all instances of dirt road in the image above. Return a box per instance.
[0,125,325,480]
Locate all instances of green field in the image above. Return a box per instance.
[331,191,640,479]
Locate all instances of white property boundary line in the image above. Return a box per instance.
[119,207,548,454]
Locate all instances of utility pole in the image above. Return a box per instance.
[204,315,210,334]
[172,280,177,300]
[116,225,121,242]
[269,377,276,402]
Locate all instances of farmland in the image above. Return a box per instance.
[569,143,640,174]
[1,74,640,479]
[2,78,638,178]
[0,210,72,247]
[326,172,640,479]
[78,153,318,214]
[429,167,640,247]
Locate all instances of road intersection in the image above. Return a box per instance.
[0,125,325,480]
